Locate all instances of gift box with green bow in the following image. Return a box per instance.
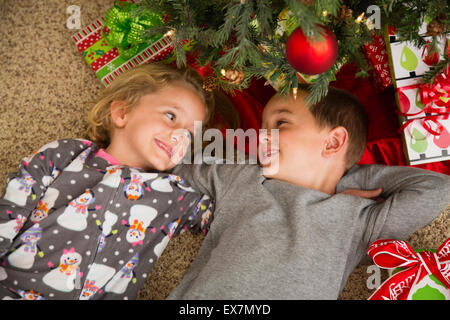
[72,0,174,86]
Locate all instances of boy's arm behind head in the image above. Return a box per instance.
[338,164,450,245]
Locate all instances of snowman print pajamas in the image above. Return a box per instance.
[0,139,214,300]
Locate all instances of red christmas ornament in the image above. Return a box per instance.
[285,26,338,75]
[422,42,440,66]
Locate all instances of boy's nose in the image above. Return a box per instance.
[259,131,271,143]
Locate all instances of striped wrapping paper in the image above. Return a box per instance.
[72,15,174,86]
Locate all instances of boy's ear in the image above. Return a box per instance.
[110,101,129,128]
[322,126,348,158]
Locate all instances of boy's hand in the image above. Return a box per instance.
[341,188,384,202]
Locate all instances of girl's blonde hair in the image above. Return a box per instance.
[87,63,214,148]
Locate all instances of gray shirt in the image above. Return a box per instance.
[168,162,450,299]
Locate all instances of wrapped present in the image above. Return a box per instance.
[72,0,174,86]
[367,238,450,300]
[385,24,450,165]
[362,33,393,92]
[396,73,450,163]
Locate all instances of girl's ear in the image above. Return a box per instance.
[322,126,348,158]
[110,101,129,128]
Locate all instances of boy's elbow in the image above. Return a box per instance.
[428,174,450,210]
[433,173,450,196]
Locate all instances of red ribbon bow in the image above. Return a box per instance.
[398,113,449,137]
[367,238,450,300]
[397,70,450,137]
[420,72,450,109]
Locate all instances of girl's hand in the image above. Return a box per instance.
[341,188,384,202]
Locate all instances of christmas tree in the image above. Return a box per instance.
[135,0,449,103]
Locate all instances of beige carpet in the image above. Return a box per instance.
[1,0,449,300]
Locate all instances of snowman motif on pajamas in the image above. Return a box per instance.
[17,289,45,300]
[122,204,157,247]
[123,170,157,201]
[3,170,36,207]
[79,263,115,300]
[22,140,59,167]
[42,248,82,292]
[41,165,62,187]
[30,187,60,223]
[0,214,26,241]
[201,201,214,229]
[57,189,96,231]
[105,253,139,294]
[8,224,42,269]
[100,166,122,188]
[0,267,7,281]
[154,218,180,258]
[63,148,91,172]
[187,195,213,230]
[97,211,118,253]
[0,139,215,300]
[1,289,46,300]
[150,176,174,193]
[150,174,189,193]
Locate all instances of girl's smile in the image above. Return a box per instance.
[154,138,173,159]
[105,81,206,171]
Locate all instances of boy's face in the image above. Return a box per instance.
[260,92,329,184]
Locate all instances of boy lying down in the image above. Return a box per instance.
[168,85,450,299]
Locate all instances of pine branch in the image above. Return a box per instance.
[285,0,323,39]
[215,2,242,47]
[314,0,342,20]
[254,0,274,37]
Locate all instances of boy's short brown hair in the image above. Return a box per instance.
[299,84,368,170]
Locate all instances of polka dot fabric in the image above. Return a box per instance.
[0,139,214,300]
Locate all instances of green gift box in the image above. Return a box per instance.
[72,0,174,86]
[388,249,450,300]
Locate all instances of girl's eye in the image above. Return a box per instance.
[165,112,176,121]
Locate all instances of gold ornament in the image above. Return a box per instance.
[221,69,246,86]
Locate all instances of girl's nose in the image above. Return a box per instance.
[170,129,191,144]
[169,129,191,164]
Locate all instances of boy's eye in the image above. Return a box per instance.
[165,112,176,121]
[276,120,287,127]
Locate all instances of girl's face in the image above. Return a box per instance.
[108,81,206,171]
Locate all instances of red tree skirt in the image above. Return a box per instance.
[220,63,450,175]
